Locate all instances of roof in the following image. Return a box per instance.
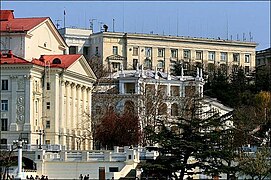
[0,52,31,64]
[31,54,82,68]
[0,10,48,32]
[0,51,82,69]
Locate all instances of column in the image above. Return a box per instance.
[65,81,71,150]
[87,88,92,150]
[10,75,18,131]
[24,75,33,131]
[71,83,76,129]
[59,80,66,147]
[167,84,171,96]
[76,85,82,129]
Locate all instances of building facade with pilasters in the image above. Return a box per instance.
[0,53,96,150]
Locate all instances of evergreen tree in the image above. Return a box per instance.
[140,98,236,179]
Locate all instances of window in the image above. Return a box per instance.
[145,47,152,57]
[1,119,8,131]
[46,102,50,110]
[83,46,89,57]
[113,46,118,55]
[69,46,77,54]
[35,101,38,113]
[158,48,165,57]
[1,100,8,111]
[233,53,240,62]
[196,51,203,60]
[95,47,99,55]
[245,54,250,63]
[133,47,138,56]
[46,82,50,90]
[183,49,191,59]
[208,51,215,61]
[157,60,165,69]
[133,59,138,70]
[144,59,152,69]
[45,140,51,144]
[171,49,178,58]
[220,52,227,61]
[112,62,120,70]
[109,167,119,172]
[1,80,8,90]
[245,66,250,74]
[46,120,50,128]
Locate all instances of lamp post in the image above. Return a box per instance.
[38,130,44,149]
[13,138,27,179]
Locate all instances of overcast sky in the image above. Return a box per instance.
[2,1,270,50]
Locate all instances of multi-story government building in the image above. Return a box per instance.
[59,28,257,75]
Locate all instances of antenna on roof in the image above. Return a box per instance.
[90,18,97,31]
[113,18,115,32]
[177,8,179,36]
[243,33,246,41]
[55,20,62,29]
[249,32,253,42]
[237,34,239,41]
[63,8,66,28]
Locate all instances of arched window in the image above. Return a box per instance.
[171,103,178,116]
[158,103,167,115]
[52,58,61,64]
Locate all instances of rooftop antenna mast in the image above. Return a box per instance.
[63,8,66,28]
[99,21,104,32]
[177,9,179,36]
[113,18,115,32]
[90,18,97,31]
[55,20,62,29]
[249,32,253,41]
[243,33,246,41]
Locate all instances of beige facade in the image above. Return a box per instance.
[89,32,257,74]
[0,54,96,150]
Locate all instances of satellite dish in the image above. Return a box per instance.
[103,24,108,32]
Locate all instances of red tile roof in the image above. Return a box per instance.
[1,51,82,69]
[32,54,82,68]
[0,51,31,65]
[0,10,48,32]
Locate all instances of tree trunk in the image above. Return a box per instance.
[179,154,189,180]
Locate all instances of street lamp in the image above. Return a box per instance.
[13,138,27,179]
[38,130,44,149]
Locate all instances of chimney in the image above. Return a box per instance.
[7,50,13,58]
[39,55,45,62]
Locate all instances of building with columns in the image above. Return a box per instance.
[92,66,232,138]
[0,52,96,150]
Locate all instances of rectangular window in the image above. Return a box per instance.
[171,49,178,58]
[1,80,8,90]
[95,47,99,55]
[46,120,50,128]
[183,49,191,59]
[69,46,77,54]
[245,66,250,74]
[1,118,8,131]
[220,52,227,61]
[45,140,51,144]
[109,167,119,172]
[208,51,215,61]
[1,100,8,111]
[83,46,89,57]
[46,82,50,90]
[158,48,165,57]
[145,47,152,57]
[157,60,165,69]
[113,46,118,55]
[245,54,250,63]
[233,53,240,62]
[196,51,203,60]
[133,47,138,56]
[46,102,50,110]
[133,59,138,70]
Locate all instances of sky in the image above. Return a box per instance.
[1,1,270,50]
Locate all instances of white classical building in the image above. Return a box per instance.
[0,51,96,150]
[0,10,97,150]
